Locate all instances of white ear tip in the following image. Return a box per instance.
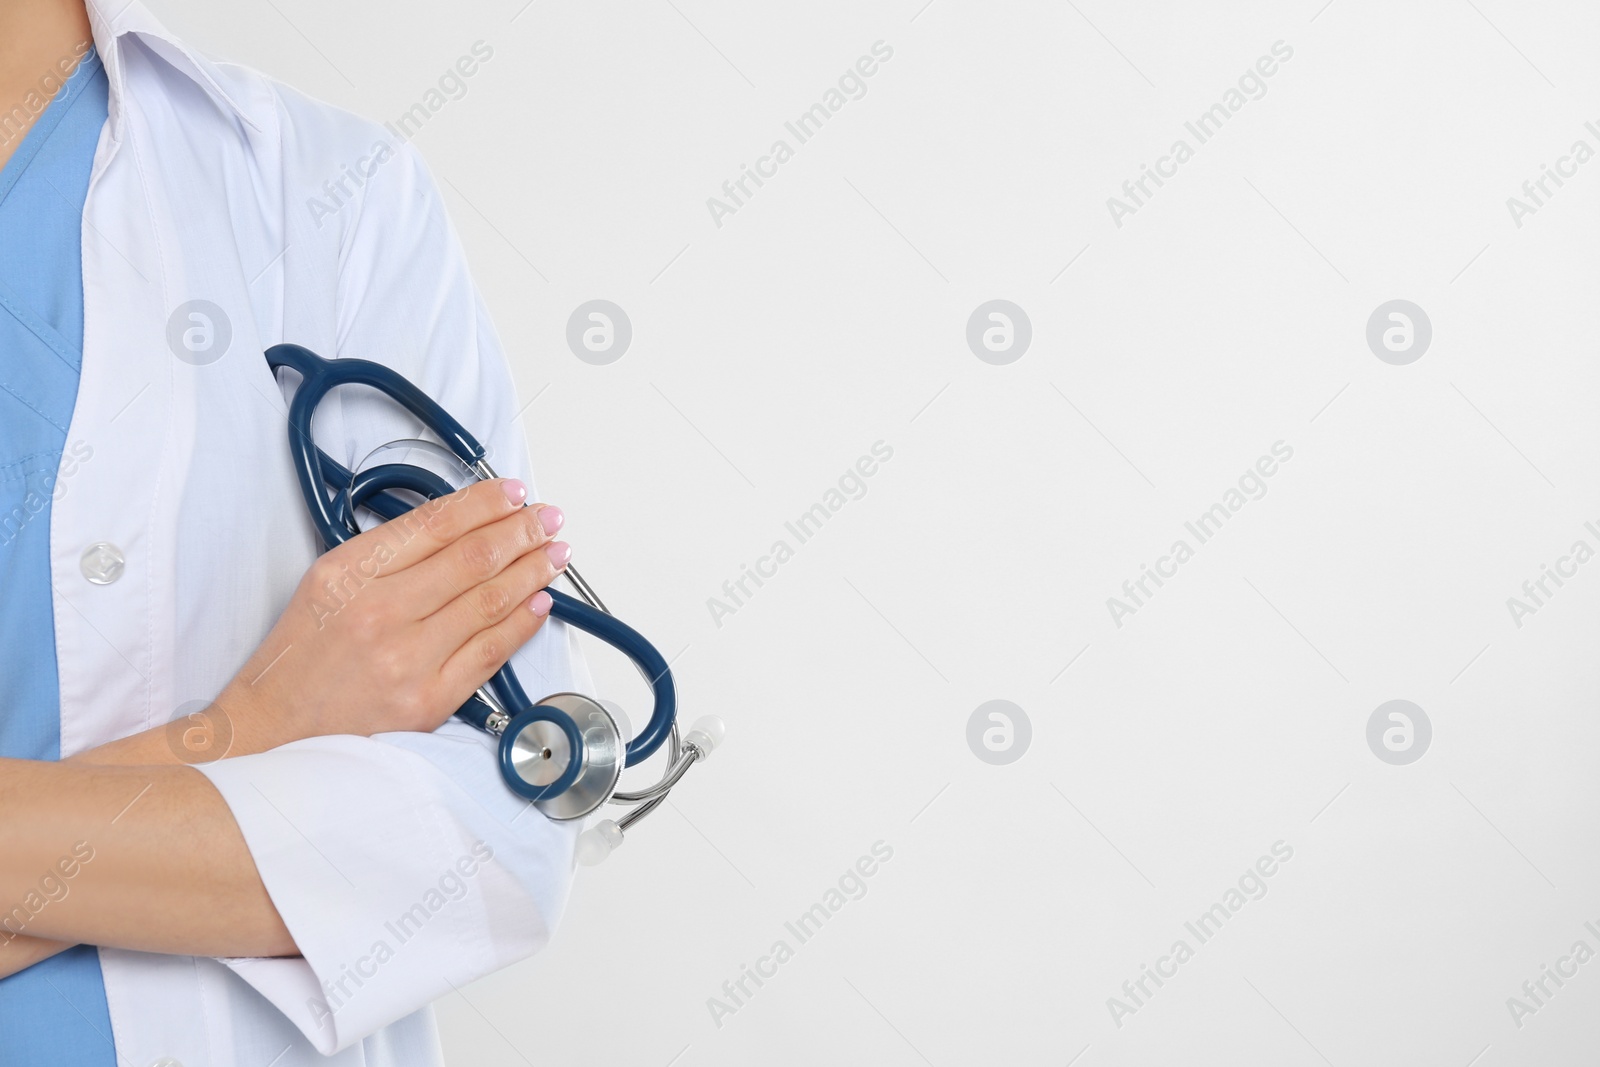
[685,715,726,758]
[576,819,623,866]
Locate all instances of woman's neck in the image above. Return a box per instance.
[0,0,94,172]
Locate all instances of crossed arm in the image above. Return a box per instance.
[0,479,569,978]
[0,755,290,972]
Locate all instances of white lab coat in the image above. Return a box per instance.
[49,1,587,1062]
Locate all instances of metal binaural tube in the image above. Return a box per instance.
[611,748,697,805]
[472,459,611,616]
[611,718,682,831]
[561,564,610,615]
[616,795,666,832]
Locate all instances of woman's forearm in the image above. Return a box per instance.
[0,936,75,980]
[0,707,300,978]
[0,758,295,959]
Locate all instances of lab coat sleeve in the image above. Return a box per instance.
[193,138,591,1054]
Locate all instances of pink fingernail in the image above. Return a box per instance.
[546,541,572,569]
[537,505,565,537]
[502,479,527,506]
[530,591,552,617]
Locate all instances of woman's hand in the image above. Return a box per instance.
[221,477,571,746]
[79,478,571,770]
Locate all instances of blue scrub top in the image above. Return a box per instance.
[0,49,118,1067]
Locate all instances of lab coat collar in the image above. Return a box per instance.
[86,0,264,137]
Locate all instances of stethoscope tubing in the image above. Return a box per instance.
[267,342,485,549]
[266,342,677,799]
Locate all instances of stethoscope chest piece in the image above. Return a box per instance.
[502,693,625,821]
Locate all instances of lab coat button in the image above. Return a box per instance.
[80,542,126,585]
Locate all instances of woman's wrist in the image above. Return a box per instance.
[68,683,305,769]
[209,678,311,760]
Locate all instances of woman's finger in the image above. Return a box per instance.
[424,540,566,652]
[332,478,531,577]
[439,589,553,700]
[393,503,563,617]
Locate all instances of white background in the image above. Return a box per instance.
[152,1,1600,1063]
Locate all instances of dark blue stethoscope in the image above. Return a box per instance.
[266,344,722,863]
